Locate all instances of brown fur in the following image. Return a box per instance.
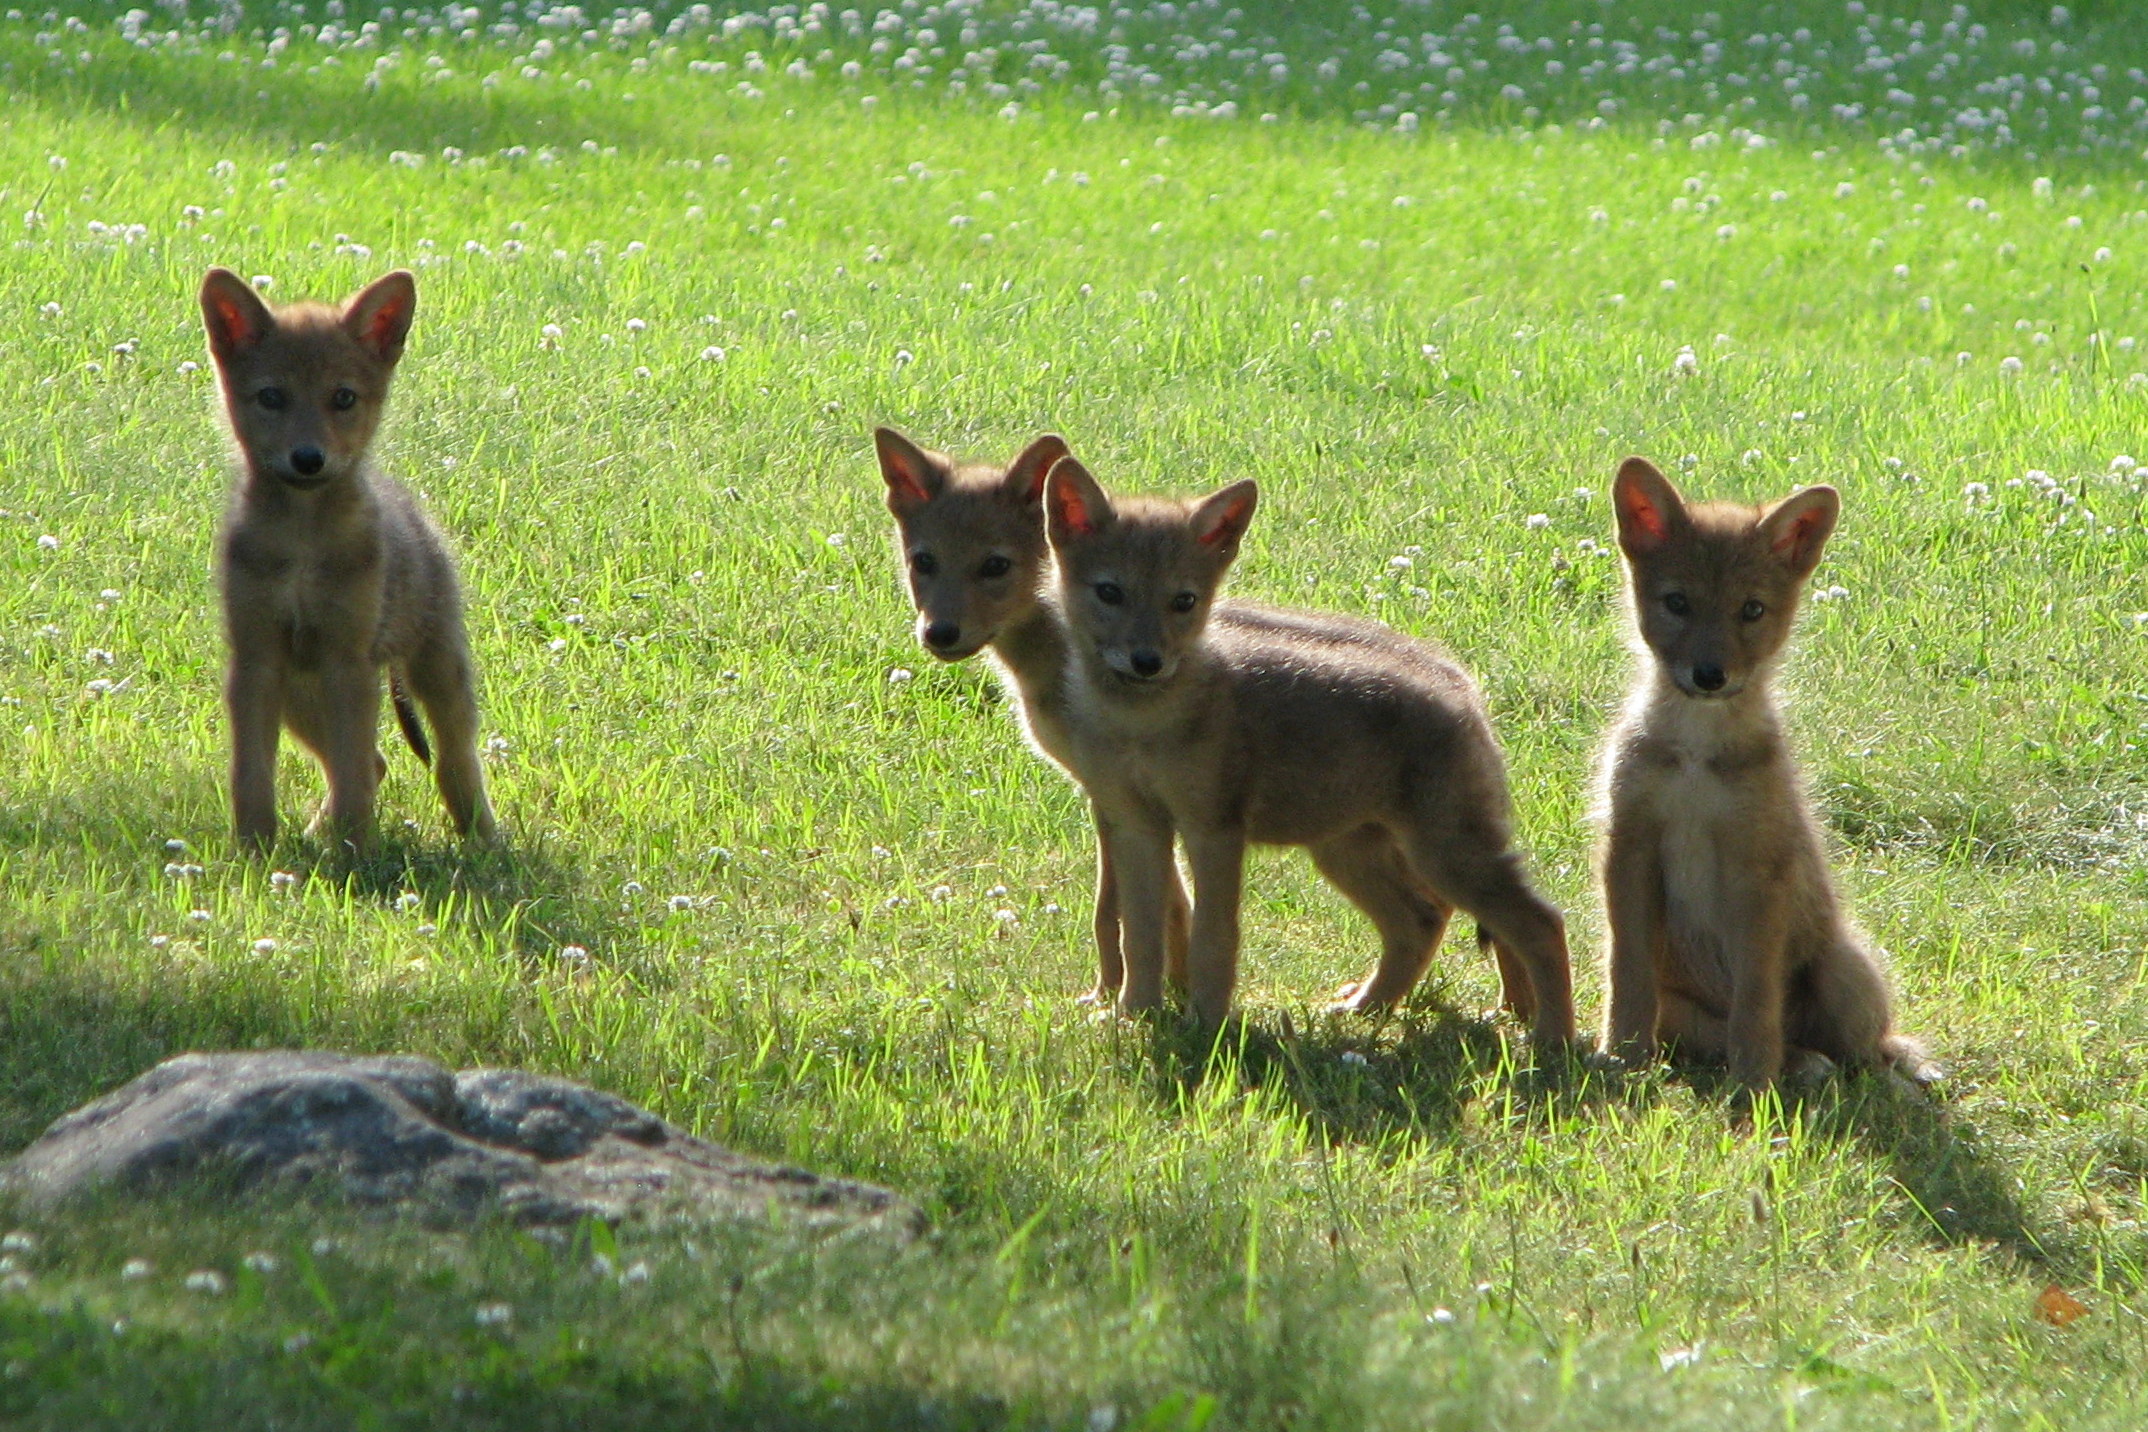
[877,431,1530,1016]
[877,427,1195,1001]
[1042,458,1575,1042]
[1596,457,1935,1088]
[201,266,495,852]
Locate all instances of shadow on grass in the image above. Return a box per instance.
[1135,996,1560,1143]
[1791,1074,2086,1278]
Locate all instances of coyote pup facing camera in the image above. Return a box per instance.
[876,426,1194,1001]
[1598,457,1934,1088]
[1044,458,1575,1044]
[201,267,495,852]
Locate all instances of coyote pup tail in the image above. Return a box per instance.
[390,675,432,767]
[1880,1034,1943,1087]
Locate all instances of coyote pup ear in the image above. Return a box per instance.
[1612,457,1687,557]
[1760,485,1840,580]
[343,270,418,366]
[1191,479,1259,559]
[1001,433,1070,505]
[199,268,275,366]
[1044,457,1113,548]
[875,427,949,513]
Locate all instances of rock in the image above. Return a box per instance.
[0,1051,923,1237]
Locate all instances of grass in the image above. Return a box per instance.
[3,0,2148,1425]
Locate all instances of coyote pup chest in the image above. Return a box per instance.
[223,499,385,668]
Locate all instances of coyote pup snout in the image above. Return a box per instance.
[1597,457,1935,1088]
[201,267,496,852]
[1044,458,1575,1043]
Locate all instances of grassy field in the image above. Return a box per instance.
[4,0,2148,1425]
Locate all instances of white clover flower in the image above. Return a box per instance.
[700,346,726,362]
[894,349,915,367]
[929,884,954,903]
[252,939,278,956]
[1835,182,1854,199]
[250,275,273,291]
[184,1270,227,1295]
[270,871,298,892]
[1963,482,1991,500]
[559,945,590,967]
[244,1252,279,1275]
[474,1302,513,1326]
[120,1258,153,1280]
[2033,176,2054,198]
[38,301,61,319]
[2000,356,2024,373]
[1967,196,1988,212]
[1043,902,1064,916]
[37,534,59,551]
[2066,216,2083,230]
[148,934,169,949]
[1659,278,1678,292]
[396,891,421,910]
[626,318,647,333]
[887,667,914,686]
[1672,348,1699,375]
[416,924,438,938]
[1340,1051,1369,1068]
[1524,513,1551,530]
[2111,456,2138,474]
[668,894,694,911]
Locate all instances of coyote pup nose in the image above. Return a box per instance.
[290,445,326,477]
[1691,662,1726,692]
[922,620,963,653]
[1129,650,1164,678]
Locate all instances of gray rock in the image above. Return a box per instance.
[0,1051,924,1237]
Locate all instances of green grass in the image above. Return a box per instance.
[4,0,2148,1425]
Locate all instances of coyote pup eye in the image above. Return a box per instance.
[1094,582,1124,606]
[909,552,938,576]
[331,387,359,411]
[1169,592,1197,613]
[977,555,1012,579]
[256,386,288,410]
[1662,592,1690,616]
[1740,599,1765,621]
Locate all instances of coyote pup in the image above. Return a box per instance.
[200,267,495,852]
[876,427,1193,999]
[1598,457,1933,1087]
[1043,458,1575,1042]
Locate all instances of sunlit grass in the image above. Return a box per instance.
[2,1,2148,1427]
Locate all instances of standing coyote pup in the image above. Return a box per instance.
[1044,458,1575,1044]
[878,429,1536,1017]
[877,426,1192,1000]
[200,266,495,852]
[1598,457,1934,1087]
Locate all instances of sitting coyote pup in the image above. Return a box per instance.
[200,267,495,852]
[1598,457,1934,1087]
[1042,457,1575,1043]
